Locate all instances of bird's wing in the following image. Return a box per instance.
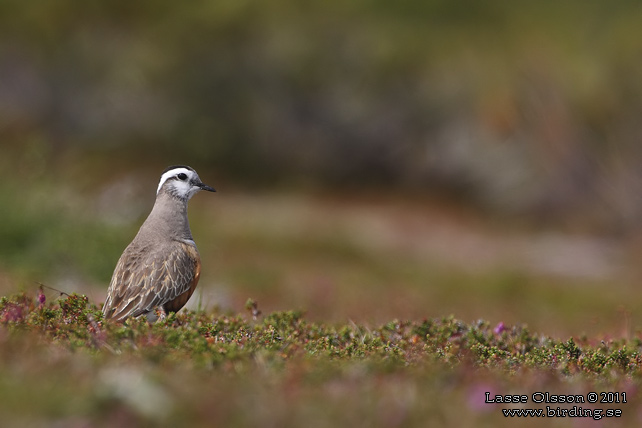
[103,240,199,322]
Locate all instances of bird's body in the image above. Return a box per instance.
[103,165,215,322]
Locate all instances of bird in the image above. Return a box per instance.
[102,165,215,322]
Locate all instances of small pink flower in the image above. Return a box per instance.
[38,290,46,307]
[2,304,23,322]
[493,322,506,335]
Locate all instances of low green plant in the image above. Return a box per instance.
[1,291,641,427]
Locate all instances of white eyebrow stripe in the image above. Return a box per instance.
[157,167,193,194]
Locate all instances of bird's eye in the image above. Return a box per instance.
[177,173,188,180]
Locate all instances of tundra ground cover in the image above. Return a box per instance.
[1,292,641,427]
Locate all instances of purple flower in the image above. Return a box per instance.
[38,289,46,306]
[493,322,506,335]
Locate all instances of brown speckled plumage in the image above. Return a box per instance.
[102,166,214,322]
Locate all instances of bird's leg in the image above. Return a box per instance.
[155,306,167,322]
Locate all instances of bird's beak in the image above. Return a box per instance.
[198,182,216,192]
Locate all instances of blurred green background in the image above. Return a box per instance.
[2,0,642,337]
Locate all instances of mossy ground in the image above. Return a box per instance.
[1,292,641,427]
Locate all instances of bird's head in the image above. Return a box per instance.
[157,165,216,200]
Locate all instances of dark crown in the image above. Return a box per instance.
[162,165,195,175]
